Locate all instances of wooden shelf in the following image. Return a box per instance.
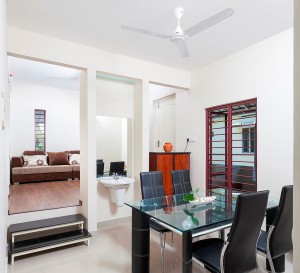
[149,152,191,195]
[8,214,91,265]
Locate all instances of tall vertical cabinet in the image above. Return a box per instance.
[149,152,191,195]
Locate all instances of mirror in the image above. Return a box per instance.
[96,116,133,177]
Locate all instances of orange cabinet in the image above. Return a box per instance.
[149,152,191,195]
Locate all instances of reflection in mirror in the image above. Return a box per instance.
[96,116,133,178]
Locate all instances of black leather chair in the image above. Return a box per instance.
[257,185,293,273]
[140,171,171,273]
[171,170,192,194]
[192,190,269,273]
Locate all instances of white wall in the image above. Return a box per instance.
[96,77,134,118]
[96,77,135,223]
[294,1,300,271]
[176,29,293,198]
[0,0,9,271]
[10,82,80,155]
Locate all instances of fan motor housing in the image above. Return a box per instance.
[170,34,187,43]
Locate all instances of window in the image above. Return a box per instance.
[35,109,46,151]
[206,99,257,201]
[242,127,255,153]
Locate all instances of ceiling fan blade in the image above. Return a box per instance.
[184,8,234,37]
[121,25,170,39]
[175,41,190,58]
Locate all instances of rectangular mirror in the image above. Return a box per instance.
[96,116,133,177]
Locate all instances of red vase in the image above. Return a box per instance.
[163,142,173,152]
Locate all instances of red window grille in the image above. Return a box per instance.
[206,99,257,202]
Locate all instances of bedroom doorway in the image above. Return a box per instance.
[8,56,82,214]
[153,95,176,151]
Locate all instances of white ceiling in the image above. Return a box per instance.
[8,56,81,91]
[7,0,293,71]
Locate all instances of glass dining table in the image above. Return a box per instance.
[125,193,280,273]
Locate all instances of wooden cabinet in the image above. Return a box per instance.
[149,152,191,195]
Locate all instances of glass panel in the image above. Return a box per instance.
[250,127,255,153]
[35,109,45,152]
[242,128,249,153]
[207,100,257,195]
[125,193,278,233]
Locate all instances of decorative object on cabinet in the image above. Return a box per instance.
[163,142,173,152]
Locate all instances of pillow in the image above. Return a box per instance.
[69,154,80,165]
[23,155,48,166]
[69,150,80,154]
[48,151,69,165]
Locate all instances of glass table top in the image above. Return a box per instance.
[125,193,279,233]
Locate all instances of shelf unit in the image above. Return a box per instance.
[149,152,191,195]
[8,214,91,265]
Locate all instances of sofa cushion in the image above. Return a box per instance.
[69,154,80,165]
[69,150,80,154]
[24,150,46,155]
[48,151,69,165]
[23,155,48,166]
[12,165,72,175]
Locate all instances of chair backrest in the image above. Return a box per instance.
[223,190,269,273]
[171,170,192,195]
[109,161,125,176]
[269,185,293,258]
[96,159,104,177]
[140,171,165,199]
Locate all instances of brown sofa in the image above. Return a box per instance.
[11,150,80,184]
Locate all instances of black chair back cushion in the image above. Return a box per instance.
[171,170,192,195]
[270,185,293,258]
[140,171,165,199]
[223,190,269,273]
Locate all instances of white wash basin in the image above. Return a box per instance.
[98,177,135,206]
[99,177,134,189]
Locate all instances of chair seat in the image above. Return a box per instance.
[150,219,170,233]
[192,238,225,273]
[257,230,267,254]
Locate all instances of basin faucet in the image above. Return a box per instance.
[113,172,119,180]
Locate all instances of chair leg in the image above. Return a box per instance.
[219,229,225,240]
[170,232,174,247]
[256,265,262,273]
[267,255,276,273]
[160,232,166,273]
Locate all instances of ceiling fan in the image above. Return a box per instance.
[121,7,234,58]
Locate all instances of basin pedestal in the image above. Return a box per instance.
[109,188,126,207]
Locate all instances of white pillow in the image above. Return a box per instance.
[69,154,80,165]
[23,155,48,166]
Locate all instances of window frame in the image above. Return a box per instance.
[242,127,256,154]
[34,109,46,152]
[206,98,257,199]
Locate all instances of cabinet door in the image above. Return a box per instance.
[174,154,190,170]
[156,154,173,196]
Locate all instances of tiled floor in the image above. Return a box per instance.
[7,218,293,273]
